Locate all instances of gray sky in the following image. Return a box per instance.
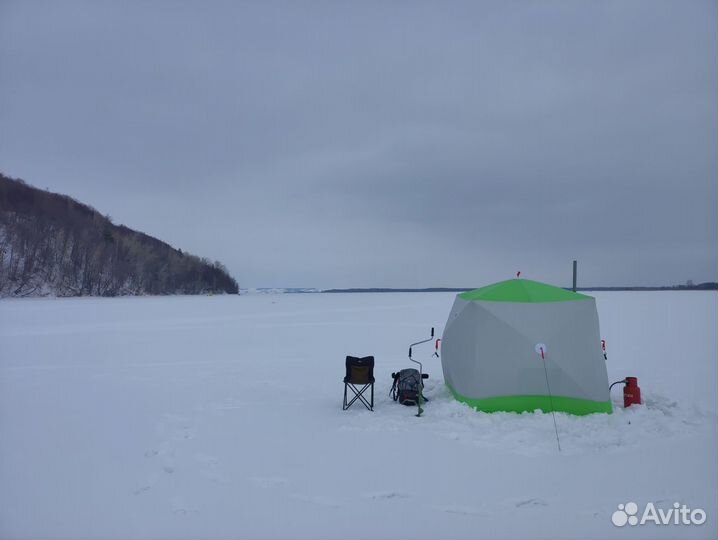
[1,1,716,288]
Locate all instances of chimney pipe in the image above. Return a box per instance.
[572,260,577,292]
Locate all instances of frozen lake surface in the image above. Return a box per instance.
[1,291,716,539]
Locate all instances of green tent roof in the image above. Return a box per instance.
[458,279,593,303]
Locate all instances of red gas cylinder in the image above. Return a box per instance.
[623,377,642,407]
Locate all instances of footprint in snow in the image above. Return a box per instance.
[133,471,160,495]
[172,506,200,516]
[159,414,195,441]
[515,498,548,508]
[364,491,410,500]
[441,506,486,516]
[171,496,199,516]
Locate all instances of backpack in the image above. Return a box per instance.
[390,368,428,406]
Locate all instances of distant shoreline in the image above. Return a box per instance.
[321,284,717,294]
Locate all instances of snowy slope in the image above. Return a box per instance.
[0,292,715,539]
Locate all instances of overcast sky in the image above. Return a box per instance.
[1,1,716,288]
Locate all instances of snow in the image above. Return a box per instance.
[0,291,715,539]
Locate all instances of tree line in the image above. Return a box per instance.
[0,173,239,297]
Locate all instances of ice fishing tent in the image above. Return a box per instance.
[441,279,612,415]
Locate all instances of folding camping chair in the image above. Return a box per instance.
[342,356,375,411]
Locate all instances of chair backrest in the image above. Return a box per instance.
[345,356,375,384]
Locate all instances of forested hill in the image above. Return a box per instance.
[0,173,239,297]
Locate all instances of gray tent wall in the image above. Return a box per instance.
[441,283,612,415]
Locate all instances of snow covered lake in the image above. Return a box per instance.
[1,291,716,539]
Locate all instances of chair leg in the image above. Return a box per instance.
[344,383,373,411]
[343,383,348,410]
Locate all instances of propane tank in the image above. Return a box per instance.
[623,376,642,407]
